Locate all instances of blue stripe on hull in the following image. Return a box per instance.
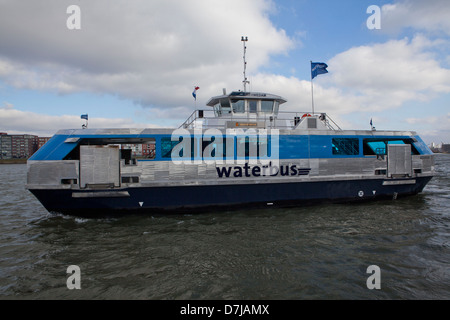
[30,177,432,217]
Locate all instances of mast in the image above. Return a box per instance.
[241,36,249,92]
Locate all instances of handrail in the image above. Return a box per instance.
[179,110,200,129]
[179,109,342,131]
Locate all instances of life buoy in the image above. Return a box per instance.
[301,113,312,119]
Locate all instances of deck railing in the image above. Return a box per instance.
[179,109,342,131]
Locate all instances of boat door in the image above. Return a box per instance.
[79,145,120,188]
[387,144,412,178]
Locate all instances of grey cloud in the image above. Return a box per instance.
[382,0,450,35]
[0,0,294,109]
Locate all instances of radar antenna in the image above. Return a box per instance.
[241,36,249,92]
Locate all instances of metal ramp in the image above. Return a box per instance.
[387,144,412,178]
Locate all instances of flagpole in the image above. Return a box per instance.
[310,61,315,115]
[310,61,328,115]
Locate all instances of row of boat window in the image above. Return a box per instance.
[161,137,270,158]
[214,99,279,116]
[332,138,420,156]
[161,137,419,159]
[64,137,420,161]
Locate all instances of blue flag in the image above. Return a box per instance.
[81,114,88,120]
[311,62,328,79]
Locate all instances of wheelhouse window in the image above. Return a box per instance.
[220,98,231,114]
[332,138,360,155]
[249,100,257,113]
[213,103,221,117]
[273,101,279,114]
[260,100,274,113]
[231,99,245,113]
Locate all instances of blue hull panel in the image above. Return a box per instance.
[29,177,432,216]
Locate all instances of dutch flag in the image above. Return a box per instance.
[192,86,200,100]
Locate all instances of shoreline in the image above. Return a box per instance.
[0,159,27,164]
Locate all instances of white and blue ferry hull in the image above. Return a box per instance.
[26,126,435,216]
[29,177,432,216]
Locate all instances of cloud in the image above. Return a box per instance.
[1,101,14,110]
[248,33,450,130]
[382,0,450,36]
[0,0,448,142]
[0,0,294,109]
[249,73,362,127]
[405,113,450,143]
[328,35,450,112]
[0,102,155,136]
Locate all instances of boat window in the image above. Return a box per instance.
[237,137,253,158]
[119,139,155,163]
[260,100,274,113]
[231,99,245,113]
[258,137,270,158]
[236,136,270,158]
[162,137,179,158]
[363,138,419,155]
[141,141,156,159]
[364,141,386,155]
[64,145,81,160]
[120,148,135,165]
[213,104,221,116]
[332,138,359,155]
[202,137,234,159]
[249,100,257,113]
[122,176,139,183]
[220,99,231,114]
[273,101,279,114]
[161,137,198,159]
[63,138,156,161]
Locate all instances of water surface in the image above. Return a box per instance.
[0,155,449,299]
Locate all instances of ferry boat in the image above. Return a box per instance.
[26,87,435,216]
[26,43,435,216]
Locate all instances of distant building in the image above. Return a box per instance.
[1,133,156,160]
[0,133,12,159]
[121,143,143,157]
[429,142,450,153]
[0,133,51,159]
[442,144,450,154]
[142,142,156,158]
[11,134,36,158]
[37,137,51,149]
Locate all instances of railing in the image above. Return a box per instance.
[179,109,342,131]
[179,109,206,129]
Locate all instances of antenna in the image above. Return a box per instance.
[241,36,249,92]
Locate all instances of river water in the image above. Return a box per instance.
[0,155,449,300]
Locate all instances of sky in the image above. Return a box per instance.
[0,0,449,144]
